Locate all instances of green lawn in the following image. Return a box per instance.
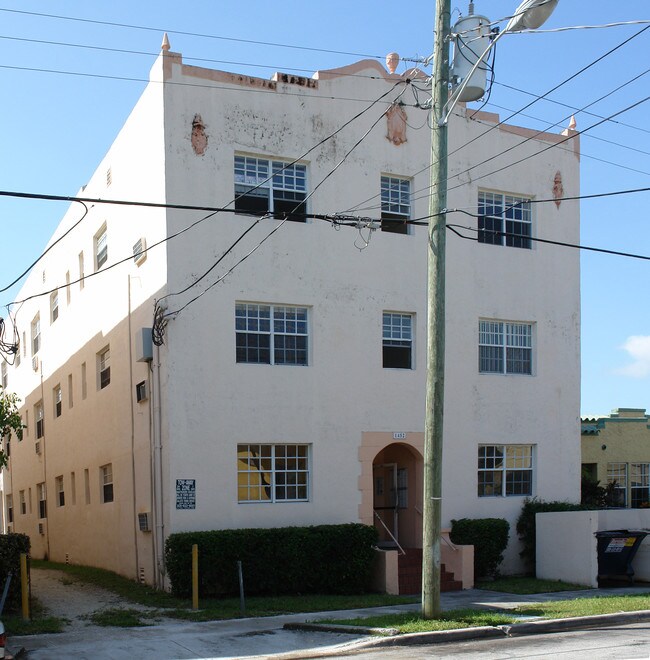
[24,562,650,633]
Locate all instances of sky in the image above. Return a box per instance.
[0,0,648,416]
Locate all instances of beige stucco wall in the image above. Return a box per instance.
[3,46,581,584]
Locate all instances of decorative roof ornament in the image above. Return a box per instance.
[568,115,577,131]
[161,33,171,52]
[386,52,400,74]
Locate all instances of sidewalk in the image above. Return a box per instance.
[11,584,650,659]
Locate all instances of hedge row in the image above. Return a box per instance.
[450,518,509,578]
[165,524,378,598]
[0,533,30,612]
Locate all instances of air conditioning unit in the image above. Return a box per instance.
[38,522,44,535]
[138,512,152,532]
[35,441,41,455]
[32,356,39,372]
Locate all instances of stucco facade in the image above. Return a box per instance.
[582,408,650,508]
[1,39,581,586]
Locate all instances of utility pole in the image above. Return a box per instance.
[422,0,450,620]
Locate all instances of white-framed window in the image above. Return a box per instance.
[100,464,114,503]
[608,462,628,507]
[98,347,110,389]
[478,190,532,249]
[50,290,59,323]
[53,385,62,418]
[31,314,41,356]
[1,360,7,389]
[37,482,47,519]
[19,490,26,515]
[35,401,44,439]
[631,463,650,508]
[237,444,310,502]
[478,445,534,497]
[479,320,533,375]
[55,476,65,507]
[383,312,413,369]
[236,303,308,365]
[94,224,108,270]
[381,175,411,234]
[234,155,307,222]
[6,495,13,524]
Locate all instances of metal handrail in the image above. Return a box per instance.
[374,510,406,555]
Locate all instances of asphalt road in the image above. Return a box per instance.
[323,622,650,659]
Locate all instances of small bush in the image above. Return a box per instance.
[516,498,584,571]
[450,518,509,578]
[0,533,30,613]
[165,523,378,598]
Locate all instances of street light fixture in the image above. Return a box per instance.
[422,0,560,620]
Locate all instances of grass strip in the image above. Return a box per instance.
[476,577,589,594]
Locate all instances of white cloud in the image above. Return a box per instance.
[617,336,650,378]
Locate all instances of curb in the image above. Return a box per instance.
[501,609,650,636]
[282,608,650,653]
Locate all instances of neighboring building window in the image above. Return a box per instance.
[101,464,114,503]
[54,385,62,418]
[68,374,73,408]
[380,176,411,234]
[35,401,44,439]
[237,444,309,502]
[1,360,7,389]
[95,224,108,270]
[608,462,628,507]
[37,482,47,519]
[31,314,41,356]
[234,156,307,222]
[236,303,308,365]
[6,495,13,524]
[631,463,650,508]
[98,347,110,389]
[479,320,533,375]
[56,476,65,507]
[383,312,413,369]
[50,290,59,323]
[478,190,532,249]
[19,490,26,515]
[65,271,71,304]
[478,445,534,497]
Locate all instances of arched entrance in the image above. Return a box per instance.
[372,442,422,550]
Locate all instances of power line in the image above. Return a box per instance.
[0,7,425,63]
[494,80,650,136]
[0,34,409,83]
[4,80,406,305]
[342,26,650,215]
[0,62,416,106]
[447,224,650,262]
[447,92,650,194]
[162,92,404,321]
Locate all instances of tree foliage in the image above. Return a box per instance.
[0,386,23,469]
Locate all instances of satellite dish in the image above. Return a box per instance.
[505,0,559,33]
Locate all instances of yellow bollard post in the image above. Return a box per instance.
[20,553,29,621]
[192,544,199,610]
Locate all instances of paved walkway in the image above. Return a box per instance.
[10,584,650,659]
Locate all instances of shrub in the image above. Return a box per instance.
[450,518,509,578]
[165,523,378,598]
[516,498,585,572]
[0,533,30,613]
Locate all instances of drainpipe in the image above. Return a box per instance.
[151,344,165,589]
[127,276,140,580]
